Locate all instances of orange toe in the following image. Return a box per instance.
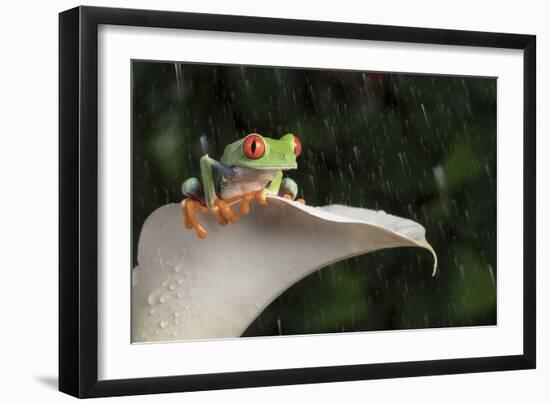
[281,194,304,204]
[181,199,208,239]
[257,189,268,205]
[240,190,268,213]
[214,206,229,225]
[214,199,238,223]
[240,193,254,215]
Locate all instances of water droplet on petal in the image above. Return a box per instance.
[147,293,157,306]
[159,321,168,328]
[159,295,168,304]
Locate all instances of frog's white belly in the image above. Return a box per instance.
[219,167,277,199]
[220,180,269,199]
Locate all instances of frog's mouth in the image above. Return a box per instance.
[243,163,297,171]
[233,161,298,173]
[253,165,296,171]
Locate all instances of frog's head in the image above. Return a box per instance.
[221,133,301,170]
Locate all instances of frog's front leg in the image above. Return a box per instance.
[239,171,281,215]
[200,155,239,225]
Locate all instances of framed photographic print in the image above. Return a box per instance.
[59,6,536,398]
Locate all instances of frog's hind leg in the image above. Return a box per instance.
[279,178,305,204]
[181,177,233,232]
[181,178,208,238]
[182,177,205,203]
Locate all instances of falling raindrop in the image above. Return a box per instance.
[200,133,209,155]
[488,265,496,286]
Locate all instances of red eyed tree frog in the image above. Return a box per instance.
[181,133,304,239]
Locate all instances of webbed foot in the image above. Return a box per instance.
[182,198,240,239]
[213,198,238,224]
[240,189,268,215]
[181,198,208,239]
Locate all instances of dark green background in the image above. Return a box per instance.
[132,60,497,336]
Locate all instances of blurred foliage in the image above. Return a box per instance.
[132,60,497,336]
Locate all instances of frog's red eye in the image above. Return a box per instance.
[293,135,302,157]
[243,134,266,159]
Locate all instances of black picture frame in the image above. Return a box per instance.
[59,5,536,398]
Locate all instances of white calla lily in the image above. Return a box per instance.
[132,196,437,342]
